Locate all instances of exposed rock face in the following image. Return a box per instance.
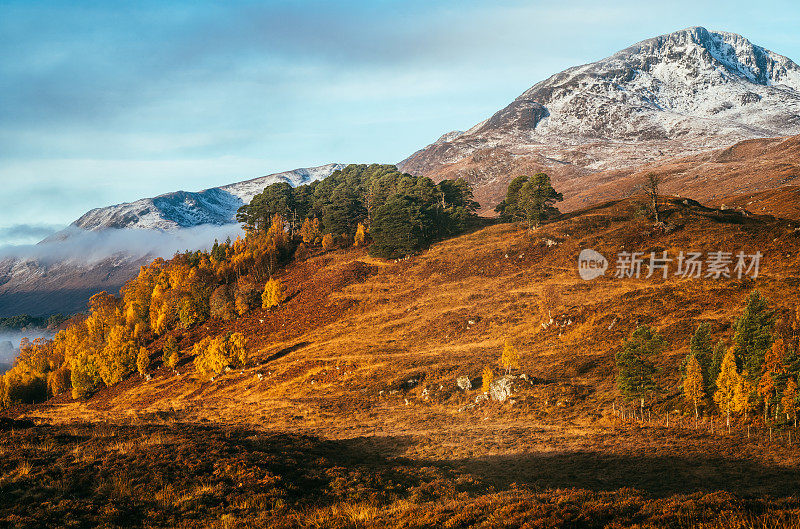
[456,375,472,391]
[399,27,800,210]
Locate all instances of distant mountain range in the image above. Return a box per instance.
[0,164,344,316]
[55,163,345,234]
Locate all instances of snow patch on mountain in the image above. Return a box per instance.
[69,163,345,233]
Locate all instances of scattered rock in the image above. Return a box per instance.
[456,375,472,391]
[489,375,515,402]
[475,393,489,404]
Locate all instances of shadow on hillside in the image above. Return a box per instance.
[6,417,800,529]
[442,449,800,498]
[262,341,311,364]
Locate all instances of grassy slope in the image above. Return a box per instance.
[5,197,800,527]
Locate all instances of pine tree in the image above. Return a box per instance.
[494,175,530,221]
[734,291,775,381]
[690,323,714,394]
[714,347,742,428]
[500,340,520,374]
[684,354,705,424]
[709,339,727,394]
[616,326,664,416]
[236,182,294,232]
[368,194,435,258]
[516,173,563,228]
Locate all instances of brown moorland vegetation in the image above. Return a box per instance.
[427,134,800,219]
[4,196,800,527]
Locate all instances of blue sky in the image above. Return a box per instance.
[1,0,799,246]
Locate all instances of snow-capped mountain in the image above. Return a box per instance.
[399,27,800,177]
[68,163,345,232]
[0,163,344,316]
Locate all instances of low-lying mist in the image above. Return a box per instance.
[0,224,245,266]
[0,224,246,364]
[0,329,55,372]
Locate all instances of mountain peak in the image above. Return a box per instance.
[400,27,800,178]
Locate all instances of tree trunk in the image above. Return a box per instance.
[651,193,660,224]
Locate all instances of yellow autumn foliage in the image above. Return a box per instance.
[193,332,248,379]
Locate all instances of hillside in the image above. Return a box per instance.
[426,133,800,218]
[5,197,800,527]
[400,27,800,211]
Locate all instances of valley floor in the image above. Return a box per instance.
[2,414,800,528]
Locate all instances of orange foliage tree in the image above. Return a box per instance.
[262,278,286,309]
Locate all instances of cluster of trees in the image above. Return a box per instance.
[616,291,800,428]
[0,313,68,332]
[0,164,481,409]
[237,164,479,258]
[495,173,563,228]
[0,213,294,407]
[193,332,247,380]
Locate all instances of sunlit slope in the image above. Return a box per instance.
[25,197,800,429]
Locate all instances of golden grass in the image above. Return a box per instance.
[6,200,800,527]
